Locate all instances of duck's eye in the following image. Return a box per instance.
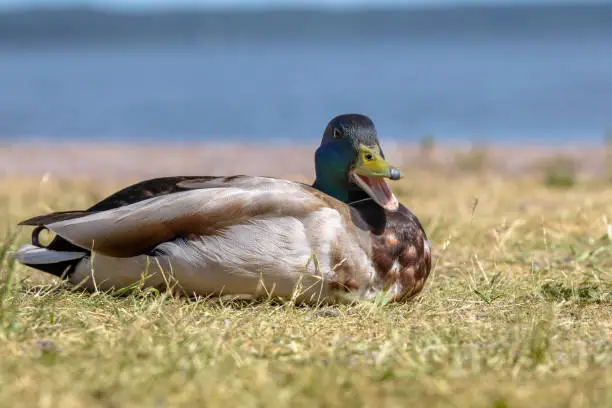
[365,153,373,160]
[333,128,343,140]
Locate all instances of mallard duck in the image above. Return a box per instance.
[14,114,431,304]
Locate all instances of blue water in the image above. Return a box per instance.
[1,29,611,143]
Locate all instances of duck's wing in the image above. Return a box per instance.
[18,176,214,227]
[22,176,341,258]
[87,176,226,211]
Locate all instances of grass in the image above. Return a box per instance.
[1,171,612,408]
[540,156,578,188]
[453,145,490,173]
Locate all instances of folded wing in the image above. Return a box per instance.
[25,177,335,258]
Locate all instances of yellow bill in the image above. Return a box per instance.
[351,144,403,211]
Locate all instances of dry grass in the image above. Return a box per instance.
[1,168,612,408]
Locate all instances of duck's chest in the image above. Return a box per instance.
[355,204,432,299]
[370,218,425,274]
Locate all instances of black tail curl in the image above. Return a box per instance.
[32,225,49,248]
[22,226,88,279]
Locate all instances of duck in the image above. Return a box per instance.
[14,114,431,304]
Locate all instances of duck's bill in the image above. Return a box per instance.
[352,144,403,211]
[352,173,399,211]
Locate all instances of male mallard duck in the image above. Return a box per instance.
[14,114,431,304]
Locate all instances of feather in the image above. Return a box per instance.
[40,179,339,258]
[19,211,94,226]
[13,244,85,264]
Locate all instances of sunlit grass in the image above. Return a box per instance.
[1,171,612,407]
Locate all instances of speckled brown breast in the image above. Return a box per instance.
[350,201,432,301]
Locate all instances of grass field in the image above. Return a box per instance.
[1,164,611,407]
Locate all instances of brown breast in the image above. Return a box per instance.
[368,204,432,301]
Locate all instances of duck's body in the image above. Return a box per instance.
[14,114,432,303]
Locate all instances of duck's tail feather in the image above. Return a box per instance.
[13,244,87,278]
[14,244,85,264]
[14,223,91,278]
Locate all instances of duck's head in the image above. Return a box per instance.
[313,114,403,211]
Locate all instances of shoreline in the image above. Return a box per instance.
[2,136,608,149]
[1,142,609,180]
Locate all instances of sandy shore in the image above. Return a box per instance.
[0,141,608,180]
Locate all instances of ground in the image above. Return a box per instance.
[0,145,611,407]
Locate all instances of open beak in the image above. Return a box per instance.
[351,144,404,211]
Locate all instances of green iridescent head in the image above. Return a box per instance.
[313,114,404,211]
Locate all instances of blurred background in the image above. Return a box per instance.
[0,0,611,179]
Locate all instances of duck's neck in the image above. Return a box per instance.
[312,142,371,205]
[312,176,370,205]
